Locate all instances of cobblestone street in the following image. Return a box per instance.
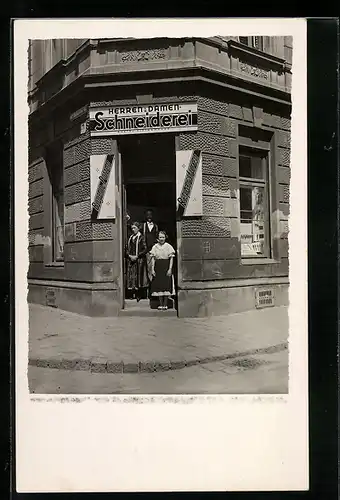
[28,302,289,394]
[29,348,288,394]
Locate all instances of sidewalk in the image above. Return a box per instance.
[28,302,289,374]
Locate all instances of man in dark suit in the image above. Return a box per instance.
[142,209,159,289]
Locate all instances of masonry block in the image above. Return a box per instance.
[197,95,229,116]
[28,179,44,199]
[277,166,291,185]
[181,217,231,238]
[202,154,237,177]
[279,184,290,203]
[28,196,44,215]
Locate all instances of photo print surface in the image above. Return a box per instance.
[15,18,308,494]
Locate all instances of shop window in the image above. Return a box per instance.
[47,144,65,263]
[239,148,270,258]
[239,36,264,51]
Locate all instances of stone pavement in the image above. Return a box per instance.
[28,302,289,374]
[29,350,289,394]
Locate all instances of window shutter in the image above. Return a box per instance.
[176,150,203,217]
[90,154,116,219]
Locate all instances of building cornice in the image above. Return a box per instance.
[95,36,291,73]
[29,64,291,124]
[80,65,291,103]
[30,39,95,93]
[96,37,192,45]
[29,37,292,109]
[227,39,287,70]
[193,37,290,72]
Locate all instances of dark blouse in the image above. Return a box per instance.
[126,233,147,259]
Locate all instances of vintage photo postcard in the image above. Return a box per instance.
[14,18,308,492]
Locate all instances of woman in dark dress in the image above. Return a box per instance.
[150,231,176,310]
[125,222,148,301]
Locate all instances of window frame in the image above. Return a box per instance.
[46,142,65,266]
[239,146,272,260]
[51,169,65,263]
[238,36,264,51]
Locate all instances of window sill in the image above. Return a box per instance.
[241,258,279,266]
[45,262,65,268]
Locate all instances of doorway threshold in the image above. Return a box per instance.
[119,300,177,318]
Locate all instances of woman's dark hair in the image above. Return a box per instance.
[131,221,141,230]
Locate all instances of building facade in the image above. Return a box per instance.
[27,36,292,317]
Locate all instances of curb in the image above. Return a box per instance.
[29,342,288,374]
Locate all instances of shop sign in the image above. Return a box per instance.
[89,102,198,136]
[255,288,275,308]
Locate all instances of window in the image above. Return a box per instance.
[42,39,65,74]
[239,148,270,258]
[47,144,65,263]
[239,36,264,51]
[52,167,64,262]
[239,36,249,45]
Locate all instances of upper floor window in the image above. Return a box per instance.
[239,147,270,258]
[43,39,65,74]
[239,36,264,51]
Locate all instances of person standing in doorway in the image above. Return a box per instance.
[125,222,148,302]
[150,231,176,310]
[142,209,159,288]
[125,210,131,228]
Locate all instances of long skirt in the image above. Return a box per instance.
[146,252,153,282]
[150,258,175,297]
[126,257,148,290]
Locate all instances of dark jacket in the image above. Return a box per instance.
[142,222,159,252]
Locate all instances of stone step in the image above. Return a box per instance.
[119,300,177,318]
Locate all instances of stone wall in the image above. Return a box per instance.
[176,89,291,286]
[28,157,45,265]
[28,103,121,315]
[27,78,290,317]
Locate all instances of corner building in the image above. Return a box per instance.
[28,37,292,317]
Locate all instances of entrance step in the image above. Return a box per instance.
[119,300,177,318]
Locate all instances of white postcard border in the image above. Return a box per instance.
[15,18,308,492]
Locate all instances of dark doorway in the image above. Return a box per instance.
[119,134,177,312]
[125,182,176,244]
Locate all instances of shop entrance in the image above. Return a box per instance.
[119,134,177,312]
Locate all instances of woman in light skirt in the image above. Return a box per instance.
[150,231,176,310]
